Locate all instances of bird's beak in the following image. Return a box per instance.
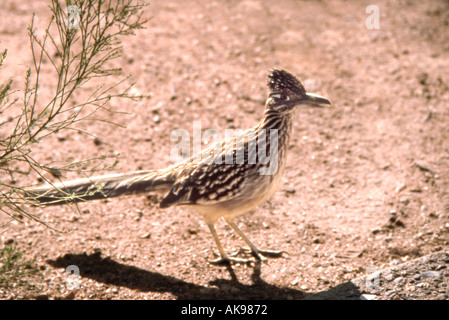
[299,92,331,107]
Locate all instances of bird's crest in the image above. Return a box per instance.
[267,69,306,97]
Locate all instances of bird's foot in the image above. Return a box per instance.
[210,247,286,265]
[235,247,286,261]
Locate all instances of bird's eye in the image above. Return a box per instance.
[271,93,290,101]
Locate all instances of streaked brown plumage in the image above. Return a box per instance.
[25,69,331,264]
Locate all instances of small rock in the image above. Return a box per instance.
[416,283,425,288]
[421,271,441,280]
[414,161,434,173]
[187,228,198,235]
[384,273,395,281]
[359,294,377,300]
[386,290,397,296]
[393,277,404,285]
[291,279,300,286]
[429,212,438,218]
[153,101,164,110]
[394,219,405,227]
[139,232,152,239]
[436,265,446,271]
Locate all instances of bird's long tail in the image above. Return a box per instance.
[24,169,176,205]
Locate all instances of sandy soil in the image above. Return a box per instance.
[0,0,448,300]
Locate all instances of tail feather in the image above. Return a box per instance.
[24,169,175,205]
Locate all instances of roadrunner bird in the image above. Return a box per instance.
[25,69,331,264]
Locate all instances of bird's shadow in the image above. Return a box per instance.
[47,251,306,299]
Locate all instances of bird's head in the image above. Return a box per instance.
[266,69,331,113]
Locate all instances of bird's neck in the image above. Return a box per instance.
[257,108,295,145]
[255,108,295,174]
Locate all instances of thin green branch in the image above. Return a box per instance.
[0,0,151,228]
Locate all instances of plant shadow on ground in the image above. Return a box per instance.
[47,251,316,299]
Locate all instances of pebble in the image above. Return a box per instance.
[416,283,425,288]
[414,161,434,173]
[359,294,377,300]
[139,232,152,239]
[386,290,397,296]
[421,271,441,280]
[393,277,404,285]
[384,273,395,281]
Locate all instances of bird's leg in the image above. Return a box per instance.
[207,223,252,265]
[225,219,284,261]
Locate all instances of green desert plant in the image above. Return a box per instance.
[0,241,40,294]
[0,0,150,227]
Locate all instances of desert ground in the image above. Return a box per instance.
[0,0,448,300]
